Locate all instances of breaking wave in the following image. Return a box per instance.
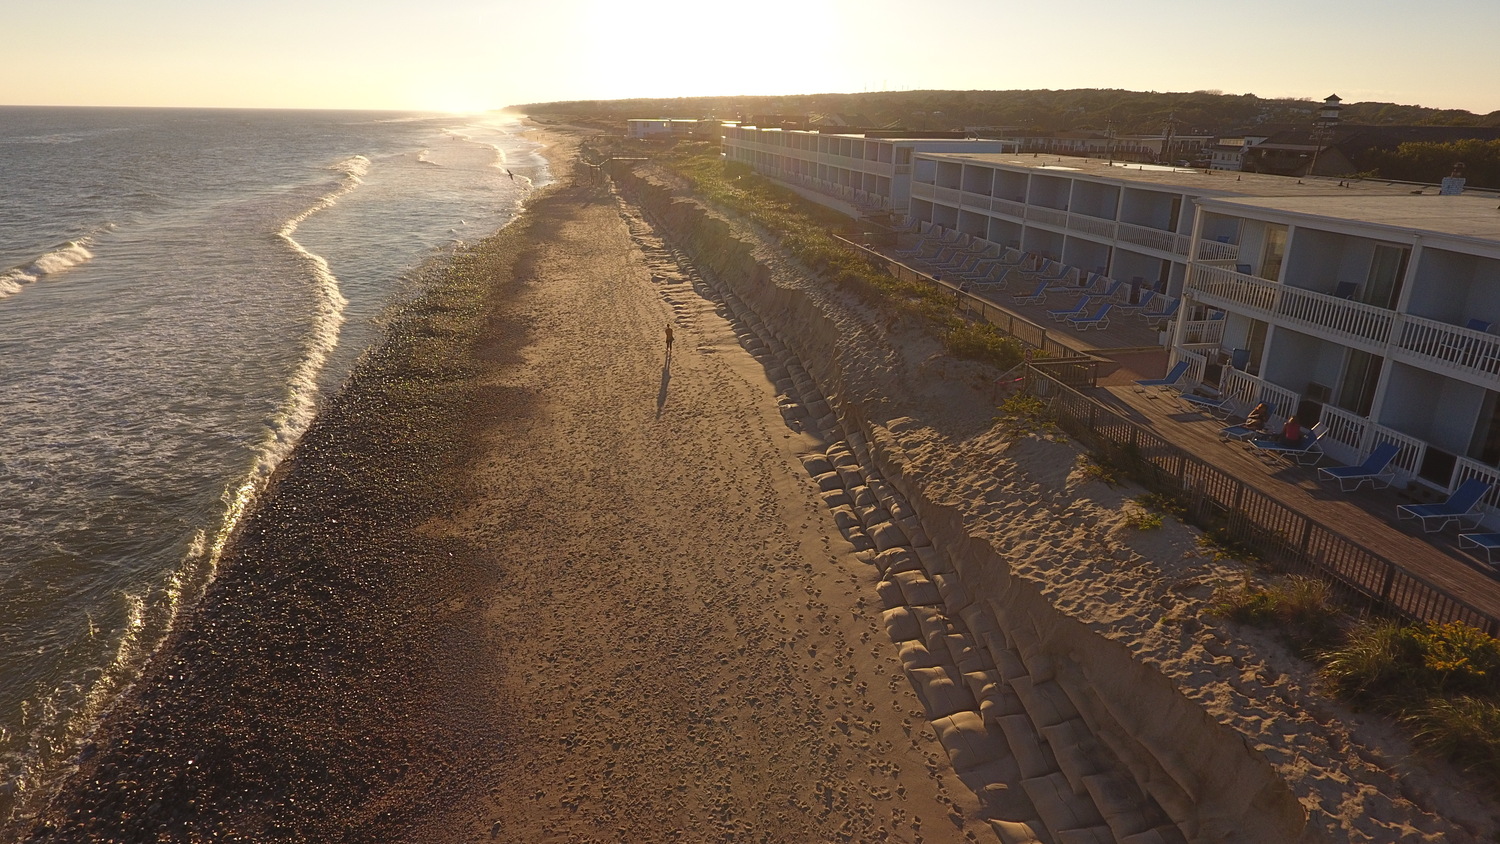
[0,236,100,299]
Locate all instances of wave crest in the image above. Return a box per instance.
[0,238,97,300]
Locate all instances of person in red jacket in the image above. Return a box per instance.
[1281,417,1304,447]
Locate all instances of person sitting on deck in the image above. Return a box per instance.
[1243,402,1269,432]
[1281,417,1304,447]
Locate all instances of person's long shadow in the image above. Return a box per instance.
[656,350,672,417]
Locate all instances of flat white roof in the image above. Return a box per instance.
[1201,194,1500,243]
[916,152,1447,199]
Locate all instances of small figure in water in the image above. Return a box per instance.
[665,322,674,355]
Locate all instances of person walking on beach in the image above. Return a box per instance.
[664,322,674,355]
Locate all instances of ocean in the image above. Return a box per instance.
[0,106,546,821]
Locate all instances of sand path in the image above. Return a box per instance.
[410,176,985,841]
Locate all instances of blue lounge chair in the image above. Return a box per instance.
[1114,290,1157,314]
[1459,533,1500,566]
[1047,296,1095,322]
[1011,279,1049,305]
[1034,263,1073,283]
[1067,303,1113,330]
[1138,297,1180,328]
[1317,442,1402,492]
[970,268,1014,289]
[1133,360,1189,392]
[1251,424,1327,466]
[1397,479,1492,533]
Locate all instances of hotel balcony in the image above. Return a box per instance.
[1116,222,1189,256]
[1187,264,1500,388]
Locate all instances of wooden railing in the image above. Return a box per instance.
[1026,368,1500,636]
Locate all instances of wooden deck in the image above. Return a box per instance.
[1100,382,1500,621]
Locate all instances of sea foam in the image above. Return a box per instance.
[0,239,95,299]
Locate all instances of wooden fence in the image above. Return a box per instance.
[1027,367,1500,635]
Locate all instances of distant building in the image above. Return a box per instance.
[720,124,1015,214]
[1242,96,1500,178]
[627,119,718,140]
[1004,131,1215,165]
[1208,136,1270,171]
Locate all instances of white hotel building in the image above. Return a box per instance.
[720,124,1013,215]
[906,152,1500,497]
[725,139,1500,500]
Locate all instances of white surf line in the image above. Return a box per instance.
[205,155,365,578]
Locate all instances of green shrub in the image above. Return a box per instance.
[1322,620,1500,702]
[944,321,1025,369]
[1403,696,1500,780]
[1210,576,1340,649]
[661,149,1026,369]
[1076,455,1119,487]
[1123,507,1164,531]
[1133,491,1187,519]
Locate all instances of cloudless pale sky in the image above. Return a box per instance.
[7,0,1500,114]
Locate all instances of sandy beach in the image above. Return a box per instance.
[16,124,1500,843]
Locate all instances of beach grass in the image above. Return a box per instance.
[657,143,1024,370]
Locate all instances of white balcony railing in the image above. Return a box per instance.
[990,197,1027,219]
[1187,266,1397,349]
[935,186,962,205]
[1196,239,1241,262]
[1220,369,1300,421]
[1181,318,1225,346]
[1068,213,1118,240]
[1315,404,1368,465]
[911,181,936,199]
[961,189,994,207]
[1188,264,1279,315]
[1396,314,1500,379]
[1175,348,1209,387]
[1276,285,1395,346]
[1025,206,1069,227]
[1118,222,1190,255]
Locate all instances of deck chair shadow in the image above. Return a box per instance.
[1397,479,1492,533]
[1317,442,1401,492]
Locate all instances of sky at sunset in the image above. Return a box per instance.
[8,0,1500,114]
